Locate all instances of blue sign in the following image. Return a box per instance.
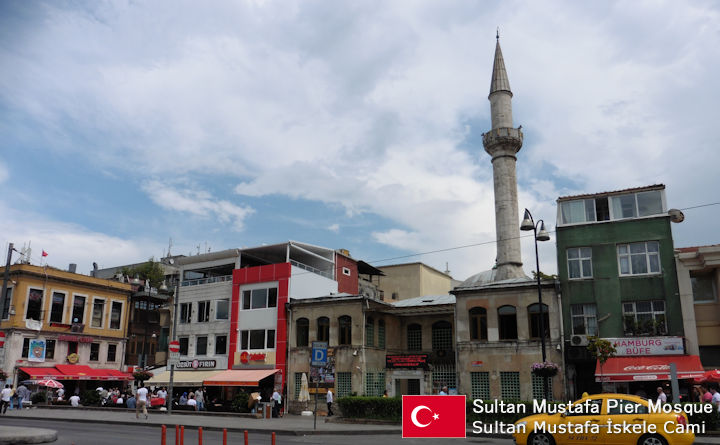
[311,341,328,367]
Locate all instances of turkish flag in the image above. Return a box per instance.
[41,250,48,257]
[402,395,466,438]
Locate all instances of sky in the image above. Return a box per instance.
[1,0,719,283]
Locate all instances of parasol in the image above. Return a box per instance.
[37,379,64,389]
[299,373,310,402]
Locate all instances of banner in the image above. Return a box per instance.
[28,339,46,362]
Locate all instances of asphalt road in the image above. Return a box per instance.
[1,418,515,445]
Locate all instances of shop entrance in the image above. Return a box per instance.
[394,378,420,396]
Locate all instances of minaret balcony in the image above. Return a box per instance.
[482,127,524,155]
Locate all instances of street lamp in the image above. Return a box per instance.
[521,208,551,400]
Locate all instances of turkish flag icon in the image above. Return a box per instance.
[402,395,466,438]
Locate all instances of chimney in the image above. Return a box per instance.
[68,263,77,273]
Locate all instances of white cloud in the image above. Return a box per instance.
[327,224,340,233]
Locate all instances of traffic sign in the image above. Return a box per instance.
[311,341,327,367]
[169,340,180,353]
[168,351,180,365]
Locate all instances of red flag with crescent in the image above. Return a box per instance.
[402,395,466,438]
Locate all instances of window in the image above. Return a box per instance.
[559,190,663,225]
[618,241,661,275]
[240,329,274,350]
[528,303,550,339]
[559,197,609,224]
[68,341,78,355]
[91,299,105,328]
[215,335,227,355]
[50,292,65,323]
[378,319,386,349]
[197,300,210,322]
[107,344,117,362]
[623,300,667,335]
[90,343,100,361]
[636,191,663,216]
[215,299,229,320]
[242,287,278,310]
[21,338,30,358]
[296,318,309,347]
[500,372,520,400]
[1,287,12,320]
[407,324,422,350]
[338,315,352,345]
[317,317,329,342]
[471,372,490,400]
[250,330,265,349]
[46,340,55,359]
[611,194,637,219]
[26,288,43,321]
[72,295,85,324]
[532,374,554,401]
[337,372,352,398]
[692,274,716,303]
[110,301,122,329]
[498,305,518,340]
[365,317,374,347]
[179,337,189,355]
[196,336,208,355]
[342,267,351,276]
[267,329,275,348]
[294,372,303,400]
[432,363,456,392]
[568,247,593,279]
[365,371,385,397]
[469,307,488,340]
[180,303,192,323]
[571,304,598,336]
[432,321,452,351]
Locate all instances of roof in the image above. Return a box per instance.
[391,294,455,307]
[557,184,664,202]
[489,39,512,96]
[357,260,385,276]
[377,262,452,278]
[676,244,720,253]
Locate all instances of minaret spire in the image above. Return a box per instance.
[482,36,525,280]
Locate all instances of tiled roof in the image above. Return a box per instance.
[391,294,455,307]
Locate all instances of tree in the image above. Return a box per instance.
[587,336,617,386]
[121,258,165,289]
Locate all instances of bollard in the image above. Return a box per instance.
[271,432,276,445]
[175,425,179,445]
[180,426,185,445]
[198,427,203,445]
[222,429,227,445]
[244,430,248,445]
[161,425,167,445]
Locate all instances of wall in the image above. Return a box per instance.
[378,263,452,302]
[334,254,358,294]
[288,266,338,300]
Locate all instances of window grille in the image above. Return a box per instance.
[365,370,385,396]
[337,372,352,398]
[378,320,386,348]
[470,372,490,400]
[532,373,554,400]
[500,372,520,400]
[432,363,456,393]
[365,317,374,347]
[294,372,302,400]
[407,324,422,350]
[431,321,453,351]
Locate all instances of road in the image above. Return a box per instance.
[1,418,514,445]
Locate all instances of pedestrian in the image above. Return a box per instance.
[439,386,448,395]
[657,387,667,403]
[157,386,167,401]
[195,387,205,411]
[711,387,720,413]
[9,386,16,410]
[272,388,281,418]
[326,389,333,416]
[57,387,65,400]
[136,383,149,420]
[16,384,30,410]
[179,392,188,405]
[127,394,136,409]
[69,394,80,407]
[186,393,197,410]
[1,385,12,414]
[702,385,713,402]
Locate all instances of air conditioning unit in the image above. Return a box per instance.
[570,335,589,347]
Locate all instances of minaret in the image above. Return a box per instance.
[482,34,525,280]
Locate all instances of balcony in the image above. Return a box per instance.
[181,274,233,287]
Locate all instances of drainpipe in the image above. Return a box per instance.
[361,298,368,395]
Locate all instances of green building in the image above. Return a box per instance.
[555,184,696,397]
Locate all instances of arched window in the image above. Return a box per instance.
[296,318,309,347]
[378,319,386,348]
[317,317,329,342]
[432,320,453,351]
[528,303,550,339]
[469,307,488,340]
[338,315,352,345]
[407,324,422,351]
[365,316,374,347]
[498,305,518,340]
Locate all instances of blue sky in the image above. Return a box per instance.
[1,0,719,281]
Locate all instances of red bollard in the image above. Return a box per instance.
[271,432,276,445]
[222,429,227,445]
[161,425,167,445]
[180,426,185,445]
[198,427,203,445]
[175,425,179,445]
[244,430,248,445]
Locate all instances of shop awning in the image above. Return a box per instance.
[204,369,279,386]
[596,355,705,382]
[20,365,133,381]
[19,367,65,380]
[146,370,222,386]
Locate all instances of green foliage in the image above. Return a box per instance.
[121,259,165,289]
[587,336,616,365]
[30,392,46,404]
[682,403,720,430]
[337,396,401,422]
[232,392,250,413]
[532,271,558,280]
[81,389,101,406]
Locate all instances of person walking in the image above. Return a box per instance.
[195,387,205,411]
[272,389,281,418]
[69,394,80,407]
[136,383,149,419]
[326,389,334,416]
[1,385,12,414]
[16,384,29,410]
[657,387,667,403]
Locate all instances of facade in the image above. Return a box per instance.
[676,245,720,368]
[378,262,453,302]
[0,264,133,389]
[556,184,700,397]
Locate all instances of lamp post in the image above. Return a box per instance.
[521,208,551,400]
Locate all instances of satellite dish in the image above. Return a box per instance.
[668,209,685,223]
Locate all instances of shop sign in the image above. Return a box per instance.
[607,337,684,356]
[240,351,266,364]
[176,359,217,369]
[58,335,93,343]
[385,354,428,369]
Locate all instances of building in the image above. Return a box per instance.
[556,184,703,397]
[451,37,564,401]
[0,263,134,390]
[378,262,454,302]
[675,244,720,369]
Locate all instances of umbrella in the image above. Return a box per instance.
[37,379,63,389]
[702,370,720,382]
[299,373,310,402]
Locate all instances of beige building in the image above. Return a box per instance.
[379,262,454,302]
[675,245,720,367]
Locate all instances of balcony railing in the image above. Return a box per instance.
[181,275,233,287]
[290,260,333,279]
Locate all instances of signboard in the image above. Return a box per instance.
[311,341,328,367]
[240,351,266,364]
[175,359,217,369]
[58,335,94,343]
[169,340,180,353]
[28,339,46,362]
[385,354,429,369]
[607,337,684,356]
[0,332,5,348]
[168,351,180,365]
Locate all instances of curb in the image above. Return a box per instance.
[0,427,57,445]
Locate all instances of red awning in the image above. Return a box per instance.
[19,367,64,380]
[596,355,705,382]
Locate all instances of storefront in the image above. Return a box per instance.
[19,364,134,394]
